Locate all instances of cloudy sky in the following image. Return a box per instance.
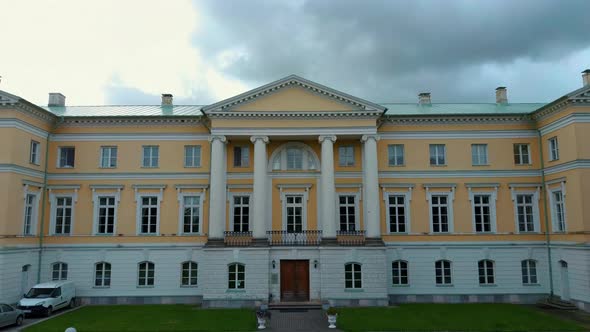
[1,0,589,106]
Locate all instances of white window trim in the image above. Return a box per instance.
[134,185,165,236]
[22,184,41,236]
[137,261,155,288]
[392,260,409,286]
[547,182,567,233]
[383,190,412,234]
[180,261,198,288]
[548,137,559,161]
[510,187,541,234]
[429,144,447,166]
[92,188,121,235]
[279,185,310,231]
[184,145,202,168]
[142,145,159,168]
[478,259,496,285]
[514,144,531,165]
[467,188,498,233]
[521,259,539,285]
[425,186,455,234]
[30,140,40,165]
[51,262,68,281]
[228,192,252,233]
[435,260,453,286]
[99,146,118,169]
[56,146,75,168]
[48,189,78,236]
[94,262,111,288]
[337,192,361,231]
[344,262,363,289]
[471,144,489,166]
[177,190,205,235]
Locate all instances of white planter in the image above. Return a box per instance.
[257,317,266,330]
[327,314,337,329]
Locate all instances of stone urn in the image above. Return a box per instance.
[256,310,267,330]
[326,307,338,329]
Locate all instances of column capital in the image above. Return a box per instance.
[361,134,380,143]
[250,135,269,144]
[209,135,227,144]
[318,135,337,144]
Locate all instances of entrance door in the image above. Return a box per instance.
[280,260,309,302]
[560,261,570,301]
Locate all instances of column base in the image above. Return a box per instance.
[321,237,339,246]
[365,237,385,247]
[251,238,269,247]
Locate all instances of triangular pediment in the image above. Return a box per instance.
[0,90,21,105]
[567,85,590,102]
[202,75,386,113]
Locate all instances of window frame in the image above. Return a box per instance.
[478,259,495,285]
[548,185,566,232]
[233,146,250,168]
[384,191,412,234]
[178,193,204,235]
[136,194,161,235]
[57,146,76,168]
[49,193,75,235]
[427,190,454,234]
[512,190,540,233]
[92,193,118,235]
[338,145,355,167]
[142,145,159,168]
[548,137,559,161]
[51,262,68,281]
[429,144,446,166]
[228,263,245,290]
[23,191,40,236]
[468,190,497,233]
[521,259,538,285]
[471,144,489,166]
[282,192,307,232]
[229,193,251,233]
[344,262,362,289]
[270,143,319,171]
[99,146,118,168]
[137,261,155,287]
[337,193,360,232]
[392,260,409,286]
[513,144,531,165]
[30,140,41,165]
[184,145,202,168]
[387,144,405,166]
[94,262,112,288]
[181,261,198,287]
[434,260,452,286]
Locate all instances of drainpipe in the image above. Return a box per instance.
[537,130,554,297]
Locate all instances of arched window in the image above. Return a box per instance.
[138,261,155,287]
[392,260,408,285]
[478,259,495,285]
[181,261,198,287]
[228,263,245,289]
[521,259,537,284]
[270,143,319,171]
[51,262,68,281]
[95,262,112,287]
[344,263,362,289]
[435,260,451,285]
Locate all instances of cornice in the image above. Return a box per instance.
[0,104,56,125]
[57,117,204,127]
[382,114,533,125]
[206,110,382,119]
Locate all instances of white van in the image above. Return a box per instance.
[17,281,76,316]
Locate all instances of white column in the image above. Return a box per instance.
[319,135,337,239]
[208,135,227,240]
[362,134,381,238]
[250,135,269,239]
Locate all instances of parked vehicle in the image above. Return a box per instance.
[17,281,76,316]
[0,303,24,328]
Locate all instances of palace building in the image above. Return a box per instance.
[0,73,589,310]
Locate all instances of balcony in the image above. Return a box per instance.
[336,230,366,246]
[267,230,322,246]
[223,231,253,246]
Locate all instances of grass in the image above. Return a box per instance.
[24,305,256,332]
[336,304,585,332]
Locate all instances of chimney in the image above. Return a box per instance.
[48,93,65,107]
[582,69,590,87]
[418,92,431,105]
[495,87,508,104]
[161,93,173,106]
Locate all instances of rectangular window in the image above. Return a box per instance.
[435,260,452,285]
[54,197,73,234]
[140,196,158,234]
[338,146,355,166]
[182,196,201,234]
[338,195,356,231]
[516,194,536,232]
[30,141,40,165]
[429,144,446,166]
[471,144,488,165]
[388,144,404,166]
[551,190,566,232]
[478,260,495,285]
[548,137,559,161]
[100,146,118,168]
[96,196,116,235]
[431,195,449,233]
[285,195,304,232]
[345,263,362,289]
[95,262,111,287]
[228,263,245,289]
[23,193,37,235]
[286,147,303,170]
[233,146,249,167]
[138,262,155,287]
[58,147,75,168]
[181,261,198,287]
[513,144,530,165]
[521,260,538,284]
[142,146,159,168]
[52,263,68,281]
[392,261,408,286]
[473,194,492,233]
[184,145,201,167]
[232,196,250,232]
[387,195,407,233]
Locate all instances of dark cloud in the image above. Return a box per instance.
[193,0,590,102]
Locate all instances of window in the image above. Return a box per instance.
[521,259,538,284]
[51,262,68,281]
[232,195,250,232]
[285,195,304,232]
[1,304,14,312]
[182,196,201,234]
[435,260,452,285]
[228,263,245,289]
[388,144,404,166]
[387,194,407,233]
[30,141,40,165]
[473,194,492,233]
[95,262,111,287]
[515,194,536,232]
[139,196,159,234]
[23,193,38,235]
[233,146,249,167]
[58,147,75,168]
[96,196,116,235]
[478,260,495,285]
[550,190,566,232]
[338,146,355,166]
[513,144,530,165]
[429,144,446,166]
[344,263,362,289]
[392,260,408,286]
[271,144,318,171]
[53,196,73,235]
[142,146,159,168]
[430,195,450,233]
[338,195,357,231]
[471,144,488,166]
[181,261,198,287]
[138,261,155,287]
[548,137,559,161]
[286,147,303,170]
[100,146,117,168]
[184,145,201,168]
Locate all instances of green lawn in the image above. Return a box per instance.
[24,305,256,332]
[337,304,584,332]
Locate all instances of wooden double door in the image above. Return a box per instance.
[280,260,309,302]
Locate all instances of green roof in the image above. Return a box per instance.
[382,103,546,116]
[42,105,204,117]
